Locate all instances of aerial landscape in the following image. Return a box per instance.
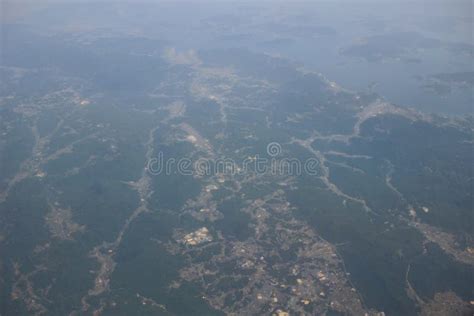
[0,1,473,315]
